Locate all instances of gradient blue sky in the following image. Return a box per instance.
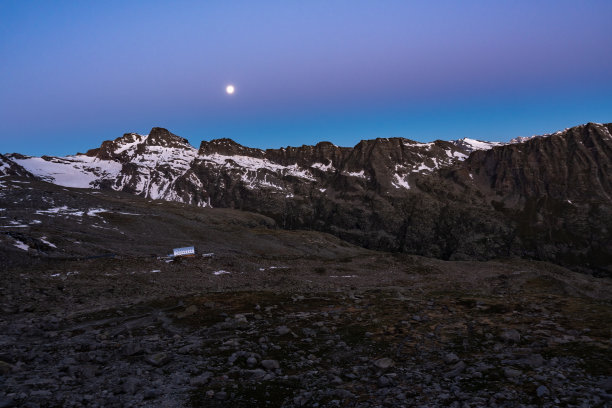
[1,1,611,156]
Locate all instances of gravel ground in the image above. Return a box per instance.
[1,254,611,407]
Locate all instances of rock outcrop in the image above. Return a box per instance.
[0,153,33,178]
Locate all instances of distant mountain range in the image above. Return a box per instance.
[2,127,513,205]
[2,122,611,275]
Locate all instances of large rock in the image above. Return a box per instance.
[261,360,280,370]
[145,352,171,367]
[373,358,394,370]
[500,329,521,344]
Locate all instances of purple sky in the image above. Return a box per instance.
[1,1,611,155]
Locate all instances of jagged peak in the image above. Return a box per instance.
[145,127,192,148]
[315,141,337,148]
[199,138,264,158]
[204,138,246,147]
[84,132,145,159]
[509,122,612,144]
[83,128,192,160]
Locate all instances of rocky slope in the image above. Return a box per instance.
[0,154,33,178]
[1,192,611,408]
[464,123,612,203]
[3,123,611,275]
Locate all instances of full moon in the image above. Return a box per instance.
[225,85,235,95]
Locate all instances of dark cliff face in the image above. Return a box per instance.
[464,123,612,203]
[432,123,612,274]
[199,139,265,158]
[186,124,612,275]
[194,137,468,197]
[265,142,352,168]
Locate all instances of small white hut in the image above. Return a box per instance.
[173,246,195,257]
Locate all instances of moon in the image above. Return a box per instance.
[225,85,235,95]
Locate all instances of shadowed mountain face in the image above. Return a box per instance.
[3,123,611,275]
[464,123,612,203]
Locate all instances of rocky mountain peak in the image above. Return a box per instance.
[84,128,192,161]
[85,132,146,160]
[145,127,191,148]
[198,138,265,158]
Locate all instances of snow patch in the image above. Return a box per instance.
[310,161,335,172]
[11,155,122,188]
[343,170,366,178]
[13,240,29,251]
[49,271,79,278]
[404,141,434,149]
[1,223,29,228]
[113,134,147,154]
[40,236,57,248]
[413,163,434,173]
[200,153,315,181]
[86,208,108,217]
[391,174,410,189]
[35,206,84,217]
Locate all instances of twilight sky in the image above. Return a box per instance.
[1,1,611,156]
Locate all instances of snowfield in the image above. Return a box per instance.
[11,155,122,188]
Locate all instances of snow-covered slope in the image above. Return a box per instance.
[10,155,122,188]
[449,138,506,154]
[7,128,204,205]
[0,153,33,178]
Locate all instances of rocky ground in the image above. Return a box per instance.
[1,177,611,407]
[1,253,611,407]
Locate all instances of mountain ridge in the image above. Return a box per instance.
[2,122,611,275]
